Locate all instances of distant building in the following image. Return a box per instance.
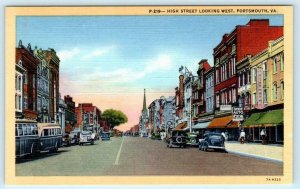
[161,96,176,131]
[75,103,101,134]
[64,95,77,133]
[139,89,149,136]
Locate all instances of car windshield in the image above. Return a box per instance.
[210,135,222,139]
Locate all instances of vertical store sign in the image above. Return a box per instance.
[256,67,264,109]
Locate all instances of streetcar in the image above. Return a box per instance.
[38,123,63,152]
[15,119,40,158]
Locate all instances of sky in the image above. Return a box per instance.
[16,15,283,131]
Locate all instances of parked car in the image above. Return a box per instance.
[62,134,71,146]
[166,130,187,148]
[186,132,200,147]
[150,133,161,140]
[101,132,110,141]
[79,131,95,145]
[38,123,63,153]
[69,130,80,145]
[199,132,225,152]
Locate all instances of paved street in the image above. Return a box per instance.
[16,137,283,176]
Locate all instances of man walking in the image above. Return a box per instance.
[239,129,246,144]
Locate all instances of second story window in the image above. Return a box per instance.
[253,67,257,83]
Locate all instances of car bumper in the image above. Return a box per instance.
[208,145,225,150]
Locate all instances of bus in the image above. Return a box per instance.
[15,119,39,158]
[38,123,63,153]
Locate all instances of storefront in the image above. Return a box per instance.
[207,115,239,141]
[191,121,211,138]
[242,109,283,143]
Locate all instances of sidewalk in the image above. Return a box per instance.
[225,141,283,163]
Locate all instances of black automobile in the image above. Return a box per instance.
[166,130,187,148]
[199,132,225,152]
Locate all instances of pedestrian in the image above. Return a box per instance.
[239,129,246,144]
[260,128,267,145]
[225,130,229,141]
[221,132,226,141]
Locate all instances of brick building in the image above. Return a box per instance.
[16,41,39,120]
[64,95,77,132]
[75,103,101,133]
[209,19,283,140]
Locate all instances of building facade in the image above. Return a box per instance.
[34,47,51,123]
[16,41,39,120]
[64,95,77,133]
[44,49,60,122]
[162,96,176,132]
[78,103,101,133]
[209,19,283,139]
[205,67,214,114]
[15,56,26,119]
[58,95,66,135]
[243,36,284,143]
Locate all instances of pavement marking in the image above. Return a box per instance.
[114,137,124,165]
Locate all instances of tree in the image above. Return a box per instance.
[101,109,128,129]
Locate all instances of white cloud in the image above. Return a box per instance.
[84,54,173,84]
[83,45,116,59]
[145,54,172,73]
[57,47,80,61]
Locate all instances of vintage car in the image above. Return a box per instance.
[101,132,110,141]
[186,132,200,146]
[79,131,95,145]
[69,130,80,145]
[166,130,187,148]
[38,123,63,153]
[199,132,225,152]
[62,134,71,146]
[150,133,161,140]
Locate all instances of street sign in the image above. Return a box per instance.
[233,107,244,121]
[220,105,232,111]
[233,115,244,121]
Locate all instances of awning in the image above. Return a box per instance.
[174,122,187,131]
[192,121,211,129]
[242,109,283,127]
[208,115,237,129]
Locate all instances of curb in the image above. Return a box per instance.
[226,150,283,164]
